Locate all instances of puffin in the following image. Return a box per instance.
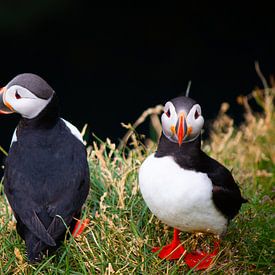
[138,96,247,270]
[0,73,90,262]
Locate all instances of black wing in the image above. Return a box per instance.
[4,122,90,245]
[201,152,247,219]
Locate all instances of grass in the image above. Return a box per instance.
[0,81,274,274]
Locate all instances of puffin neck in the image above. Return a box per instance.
[155,134,201,159]
[19,93,60,129]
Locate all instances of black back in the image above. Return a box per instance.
[3,97,90,262]
[156,134,247,219]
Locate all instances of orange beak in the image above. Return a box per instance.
[0,87,14,114]
[177,112,187,146]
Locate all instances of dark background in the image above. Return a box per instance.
[0,2,274,153]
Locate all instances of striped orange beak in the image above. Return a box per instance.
[0,87,14,114]
[177,112,187,146]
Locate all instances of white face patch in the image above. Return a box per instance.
[186,104,204,141]
[161,101,204,144]
[161,101,178,143]
[4,85,52,119]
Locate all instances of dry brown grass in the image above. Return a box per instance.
[0,68,274,273]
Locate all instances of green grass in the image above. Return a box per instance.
[0,88,274,274]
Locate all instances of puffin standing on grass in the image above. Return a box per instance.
[139,96,247,270]
[0,73,90,262]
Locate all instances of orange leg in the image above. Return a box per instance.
[72,218,90,237]
[152,228,185,260]
[185,240,220,270]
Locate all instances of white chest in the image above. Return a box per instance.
[138,154,227,235]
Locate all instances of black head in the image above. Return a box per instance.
[7,73,53,100]
[0,73,55,118]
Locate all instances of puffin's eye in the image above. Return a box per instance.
[165,108,171,118]
[15,90,21,99]
[194,110,199,119]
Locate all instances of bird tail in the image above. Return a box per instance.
[24,211,56,247]
[24,232,49,263]
[26,236,61,263]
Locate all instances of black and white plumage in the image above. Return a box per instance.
[0,73,90,262]
[139,96,247,264]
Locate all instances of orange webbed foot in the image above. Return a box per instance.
[185,241,220,270]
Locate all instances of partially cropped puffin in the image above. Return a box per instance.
[139,96,247,270]
[0,73,90,262]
